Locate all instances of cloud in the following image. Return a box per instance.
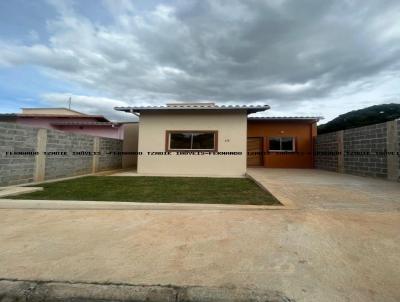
[0,0,400,121]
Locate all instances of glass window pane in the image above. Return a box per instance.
[281,137,294,151]
[192,133,215,149]
[269,138,281,150]
[170,133,191,149]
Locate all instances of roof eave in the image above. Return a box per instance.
[248,117,322,122]
[114,105,270,115]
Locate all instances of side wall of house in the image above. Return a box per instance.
[247,121,316,168]
[0,122,123,186]
[122,123,139,168]
[15,117,122,139]
[137,111,247,176]
[55,125,124,139]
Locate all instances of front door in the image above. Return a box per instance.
[247,137,263,166]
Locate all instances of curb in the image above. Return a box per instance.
[0,187,43,198]
[0,279,295,302]
[0,199,287,211]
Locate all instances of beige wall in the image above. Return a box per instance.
[22,108,85,116]
[122,123,139,168]
[137,111,247,177]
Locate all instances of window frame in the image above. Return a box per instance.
[268,137,296,152]
[166,130,218,152]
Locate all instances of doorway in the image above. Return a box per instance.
[247,137,263,166]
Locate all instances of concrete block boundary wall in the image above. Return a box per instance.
[315,119,400,181]
[0,122,123,186]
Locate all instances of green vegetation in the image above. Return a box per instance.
[318,103,400,134]
[12,176,281,205]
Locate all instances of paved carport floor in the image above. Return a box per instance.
[0,169,399,302]
[247,168,400,211]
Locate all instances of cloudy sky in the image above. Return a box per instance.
[0,0,399,122]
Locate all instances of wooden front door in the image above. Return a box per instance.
[247,137,263,166]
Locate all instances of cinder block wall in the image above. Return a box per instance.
[0,123,39,186]
[398,119,400,172]
[98,138,123,171]
[0,122,123,186]
[45,130,94,180]
[343,123,387,178]
[314,132,338,171]
[315,119,400,181]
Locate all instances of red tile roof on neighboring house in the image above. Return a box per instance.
[51,121,121,126]
[0,113,109,122]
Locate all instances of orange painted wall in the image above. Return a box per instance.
[247,120,317,168]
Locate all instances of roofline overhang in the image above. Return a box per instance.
[114,105,270,115]
[248,116,323,123]
[50,122,122,127]
[0,114,110,122]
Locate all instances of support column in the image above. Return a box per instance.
[92,137,100,173]
[337,130,344,173]
[387,119,399,181]
[34,129,47,182]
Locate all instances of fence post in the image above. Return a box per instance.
[34,129,47,182]
[92,137,100,173]
[337,130,344,173]
[387,119,399,181]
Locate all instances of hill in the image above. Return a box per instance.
[318,103,400,134]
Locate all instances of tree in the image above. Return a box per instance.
[318,103,400,134]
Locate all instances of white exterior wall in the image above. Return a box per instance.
[137,111,247,177]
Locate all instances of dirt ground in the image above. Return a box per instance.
[0,169,399,302]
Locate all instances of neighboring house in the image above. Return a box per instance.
[115,102,269,176]
[247,117,319,168]
[0,108,125,139]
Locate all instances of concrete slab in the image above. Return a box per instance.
[247,168,400,211]
[0,187,43,198]
[106,169,139,176]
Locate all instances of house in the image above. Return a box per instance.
[247,117,319,168]
[0,108,126,139]
[116,102,321,176]
[115,102,269,176]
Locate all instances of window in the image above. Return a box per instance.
[268,137,295,152]
[167,131,217,151]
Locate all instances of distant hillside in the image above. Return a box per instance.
[318,103,400,134]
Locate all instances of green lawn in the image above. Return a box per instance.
[12,176,281,205]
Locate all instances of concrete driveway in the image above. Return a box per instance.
[246,168,400,211]
[0,169,399,302]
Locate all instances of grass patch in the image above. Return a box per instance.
[11,176,281,205]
